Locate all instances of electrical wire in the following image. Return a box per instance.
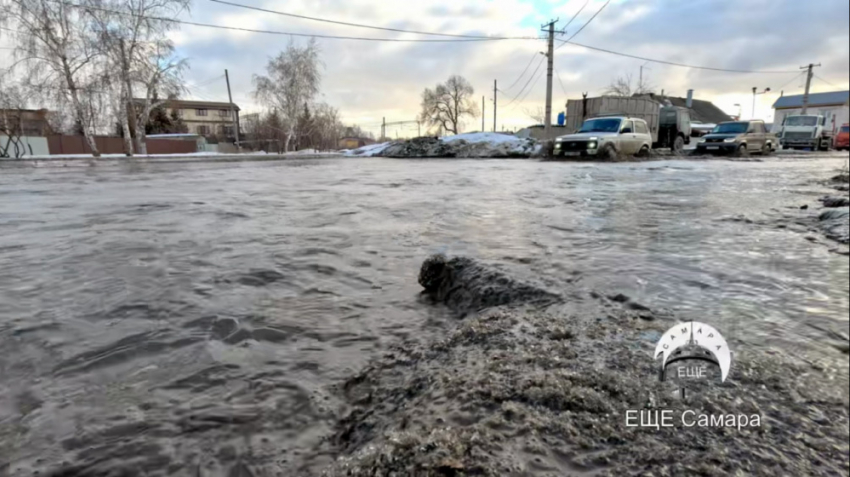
[503,52,542,91]
[556,68,568,96]
[503,55,545,107]
[52,1,540,43]
[210,0,541,40]
[509,66,544,111]
[776,71,806,91]
[563,0,590,30]
[558,40,800,74]
[814,74,843,89]
[555,0,610,51]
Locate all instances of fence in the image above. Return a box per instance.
[1,135,50,157]
[46,135,198,156]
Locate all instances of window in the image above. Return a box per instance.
[621,120,635,133]
[754,123,765,134]
[219,110,230,118]
[578,118,621,133]
[841,126,850,133]
[196,109,208,117]
[197,125,209,135]
[784,116,817,127]
[712,122,748,134]
[635,121,648,135]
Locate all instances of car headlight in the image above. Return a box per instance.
[588,141,598,149]
[698,138,706,143]
[724,137,737,143]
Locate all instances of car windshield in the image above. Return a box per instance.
[841,126,850,133]
[785,116,818,127]
[579,118,622,133]
[712,122,749,134]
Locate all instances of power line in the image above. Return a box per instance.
[504,55,545,107]
[814,74,843,89]
[563,0,590,30]
[52,1,538,43]
[556,68,568,96]
[555,0,611,51]
[776,71,806,91]
[210,0,541,40]
[558,40,800,74]
[503,52,541,91]
[510,66,545,111]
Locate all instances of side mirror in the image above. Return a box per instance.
[621,128,633,134]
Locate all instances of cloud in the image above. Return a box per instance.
[171,0,850,135]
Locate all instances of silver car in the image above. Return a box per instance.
[554,116,653,159]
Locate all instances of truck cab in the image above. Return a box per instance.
[553,116,653,159]
[779,115,833,151]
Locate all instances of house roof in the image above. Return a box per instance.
[639,93,733,124]
[132,98,240,111]
[772,91,850,109]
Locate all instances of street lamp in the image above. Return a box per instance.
[752,87,771,119]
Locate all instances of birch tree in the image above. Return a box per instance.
[86,0,189,155]
[253,39,322,152]
[419,75,478,136]
[1,0,103,155]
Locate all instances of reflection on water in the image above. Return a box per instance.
[1,156,848,474]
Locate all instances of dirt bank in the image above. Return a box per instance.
[323,255,849,477]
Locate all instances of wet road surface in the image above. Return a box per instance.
[1,154,848,475]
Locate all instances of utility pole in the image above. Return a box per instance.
[800,63,820,114]
[381,117,386,140]
[224,69,240,150]
[493,80,497,132]
[542,19,557,138]
[482,95,485,132]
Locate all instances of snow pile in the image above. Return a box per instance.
[344,133,540,159]
[345,142,392,157]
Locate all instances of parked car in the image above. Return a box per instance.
[834,123,850,151]
[695,120,777,156]
[553,116,653,159]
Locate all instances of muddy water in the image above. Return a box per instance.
[1,154,848,475]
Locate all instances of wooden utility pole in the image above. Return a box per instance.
[800,63,820,115]
[224,69,240,149]
[381,117,386,139]
[541,19,558,138]
[493,80,497,132]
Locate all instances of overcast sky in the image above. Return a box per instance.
[5,0,849,136]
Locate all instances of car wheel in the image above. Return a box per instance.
[736,144,749,157]
[673,136,685,154]
[762,143,773,156]
[637,145,651,158]
[600,144,617,161]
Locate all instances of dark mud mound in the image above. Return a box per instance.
[418,254,561,315]
[324,257,850,477]
[381,138,457,158]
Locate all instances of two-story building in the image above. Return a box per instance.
[134,99,240,138]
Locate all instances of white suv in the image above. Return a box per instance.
[554,116,653,159]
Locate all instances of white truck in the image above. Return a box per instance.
[778,115,833,151]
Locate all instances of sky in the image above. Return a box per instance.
[3,0,850,137]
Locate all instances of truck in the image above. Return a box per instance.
[565,96,692,153]
[778,115,833,151]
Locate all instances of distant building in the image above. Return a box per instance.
[0,108,53,136]
[133,99,240,138]
[339,136,376,149]
[772,91,850,134]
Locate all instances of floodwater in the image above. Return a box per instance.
[1,154,848,475]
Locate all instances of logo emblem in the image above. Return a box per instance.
[655,321,731,382]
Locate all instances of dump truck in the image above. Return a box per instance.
[565,96,692,152]
[778,114,833,151]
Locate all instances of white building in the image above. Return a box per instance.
[771,91,850,134]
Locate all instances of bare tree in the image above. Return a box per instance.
[604,73,654,97]
[0,77,28,158]
[523,106,545,124]
[253,39,322,152]
[419,75,478,135]
[1,0,104,155]
[87,0,189,155]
